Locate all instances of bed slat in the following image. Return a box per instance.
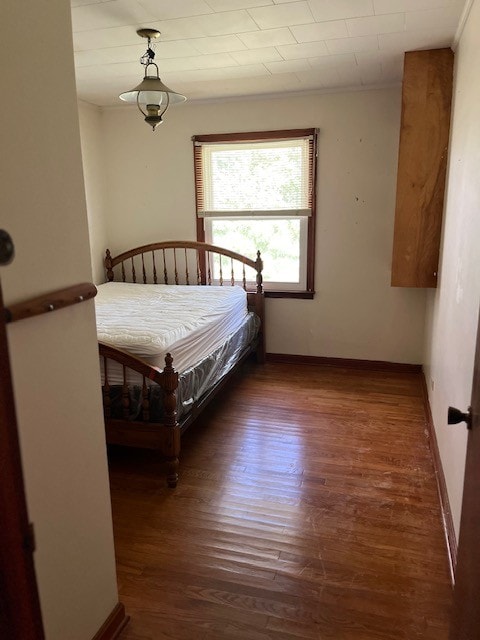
[141,254,147,284]
[152,251,158,284]
[256,251,263,294]
[207,252,212,286]
[174,248,179,285]
[103,357,111,418]
[196,252,201,285]
[142,377,150,421]
[122,365,130,418]
[184,248,189,285]
[162,249,168,285]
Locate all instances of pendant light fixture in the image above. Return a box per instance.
[119,28,186,131]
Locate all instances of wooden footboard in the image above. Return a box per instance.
[99,240,265,487]
[99,343,180,487]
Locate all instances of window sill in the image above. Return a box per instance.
[264,290,315,299]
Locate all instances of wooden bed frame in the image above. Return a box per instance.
[98,240,264,487]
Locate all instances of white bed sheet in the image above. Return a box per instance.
[95,282,248,374]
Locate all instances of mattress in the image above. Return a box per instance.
[95,282,249,374]
[104,312,259,421]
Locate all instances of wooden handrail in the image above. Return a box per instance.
[5,283,97,324]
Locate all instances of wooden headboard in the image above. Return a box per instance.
[105,240,263,294]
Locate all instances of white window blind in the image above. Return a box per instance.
[196,137,313,218]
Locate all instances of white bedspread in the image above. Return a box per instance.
[95,282,248,374]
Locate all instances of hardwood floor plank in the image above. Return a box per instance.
[110,362,452,639]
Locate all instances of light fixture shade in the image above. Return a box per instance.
[119,28,186,130]
[119,75,186,106]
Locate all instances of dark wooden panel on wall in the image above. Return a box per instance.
[391,48,454,288]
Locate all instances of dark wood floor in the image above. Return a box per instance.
[109,361,453,640]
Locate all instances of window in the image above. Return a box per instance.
[193,129,318,298]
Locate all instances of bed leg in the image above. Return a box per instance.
[162,353,180,488]
[256,336,266,364]
[164,427,180,488]
[166,457,179,488]
[255,289,266,364]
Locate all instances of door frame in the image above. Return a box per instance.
[449,305,480,639]
[0,231,44,639]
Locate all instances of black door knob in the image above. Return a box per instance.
[0,230,14,266]
[448,406,472,429]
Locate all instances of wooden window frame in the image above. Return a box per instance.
[193,128,318,299]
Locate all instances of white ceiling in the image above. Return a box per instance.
[72,0,466,107]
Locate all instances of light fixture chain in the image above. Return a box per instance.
[140,36,156,66]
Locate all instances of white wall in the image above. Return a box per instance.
[100,87,426,363]
[0,1,118,638]
[78,101,108,284]
[424,0,480,538]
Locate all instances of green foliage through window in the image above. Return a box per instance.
[210,219,300,283]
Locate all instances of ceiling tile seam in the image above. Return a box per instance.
[246,9,264,32]
[345,28,408,40]
[75,52,407,74]
[77,54,308,73]
[308,2,377,21]
[126,0,218,21]
[71,7,261,34]
[246,3,315,29]
[73,26,402,58]
[345,12,407,38]
[203,0,278,10]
